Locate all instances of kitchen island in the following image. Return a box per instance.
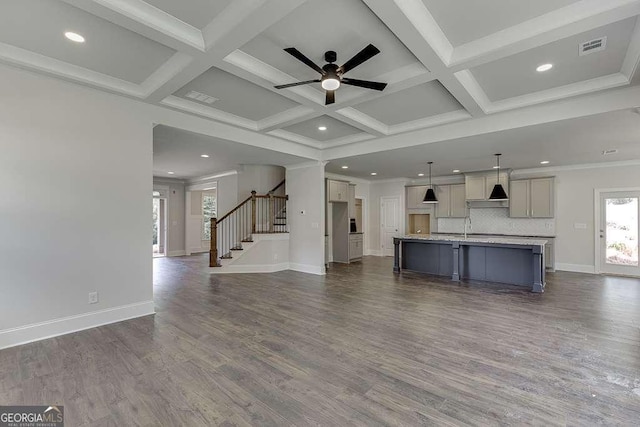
[393,235,547,292]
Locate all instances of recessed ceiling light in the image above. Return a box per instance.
[64,31,85,43]
[453,169,461,173]
[167,171,175,175]
[371,172,377,176]
[493,165,500,169]
[536,63,553,72]
[200,154,210,158]
[318,126,327,131]
[540,161,550,165]
[341,165,349,169]
[418,173,425,177]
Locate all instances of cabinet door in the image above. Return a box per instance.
[510,180,530,218]
[465,175,486,200]
[328,180,338,202]
[530,178,554,218]
[435,186,451,218]
[348,184,356,217]
[407,186,427,209]
[449,184,467,217]
[485,172,509,199]
[338,182,349,201]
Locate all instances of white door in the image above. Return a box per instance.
[381,197,400,257]
[600,191,640,276]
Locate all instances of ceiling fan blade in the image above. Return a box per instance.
[338,44,380,74]
[274,79,320,89]
[283,48,325,75]
[342,78,387,91]
[325,90,335,105]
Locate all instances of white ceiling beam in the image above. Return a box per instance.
[449,0,640,71]
[362,0,485,117]
[322,84,640,160]
[60,0,204,53]
[144,0,309,103]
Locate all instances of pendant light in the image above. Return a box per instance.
[422,162,438,204]
[489,153,509,200]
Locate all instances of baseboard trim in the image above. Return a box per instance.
[0,300,155,350]
[366,249,383,256]
[289,263,326,275]
[211,263,290,274]
[167,250,186,257]
[555,263,596,274]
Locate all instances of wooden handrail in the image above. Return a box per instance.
[215,195,252,224]
[269,179,285,193]
[254,194,288,200]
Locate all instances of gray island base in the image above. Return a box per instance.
[393,235,547,293]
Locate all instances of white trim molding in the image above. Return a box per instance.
[289,263,326,275]
[0,300,155,350]
[555,263,596,274]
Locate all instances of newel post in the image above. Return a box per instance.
[251,191,257,234]
[209,217,218,267]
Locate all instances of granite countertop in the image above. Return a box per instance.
[401,234,548,246]
[431,232,556,239]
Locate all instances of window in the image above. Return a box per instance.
[202,193,217,240]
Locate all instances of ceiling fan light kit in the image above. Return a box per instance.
[274,44,388,105]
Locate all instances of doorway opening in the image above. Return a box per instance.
[597,190,640,276]
[153,191,167,257]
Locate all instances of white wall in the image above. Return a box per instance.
[512,164,640,272]
[286,162,325,274]
[154,178,186,256]
[0,65,154,348]
[237,165,285,199]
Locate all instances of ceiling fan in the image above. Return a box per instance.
[274,44,387,105]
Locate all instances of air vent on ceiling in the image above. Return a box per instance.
[579,37,607,56]
[602,149,618,155]
[185,90,217,104]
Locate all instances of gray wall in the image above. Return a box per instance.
[0,64,153,341]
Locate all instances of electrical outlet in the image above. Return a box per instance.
[88,291,98,304]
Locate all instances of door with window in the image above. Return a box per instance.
[600,191,640,276]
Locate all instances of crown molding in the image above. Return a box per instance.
[512,159,640,175]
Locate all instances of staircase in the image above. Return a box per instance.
[209,180,288,268]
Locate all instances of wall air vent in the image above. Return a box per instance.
[579,37,607,56]
[185,90,218,104]
[602,149,618,155]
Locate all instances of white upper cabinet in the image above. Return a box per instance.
[406,186,428,209]
[465,175,486,200]
[328,180,349,202]
[348,184,356,217]
[510,177,555,218]
[465,172,509,201]
[435,184,467,218]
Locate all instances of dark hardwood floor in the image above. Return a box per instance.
[2,255,640,426]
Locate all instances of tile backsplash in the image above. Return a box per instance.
[437,208,555,236]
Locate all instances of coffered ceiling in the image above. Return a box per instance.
[2,0,640,175]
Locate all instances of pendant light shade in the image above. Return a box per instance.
[489,153,509,201]
[422,162,439,204]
